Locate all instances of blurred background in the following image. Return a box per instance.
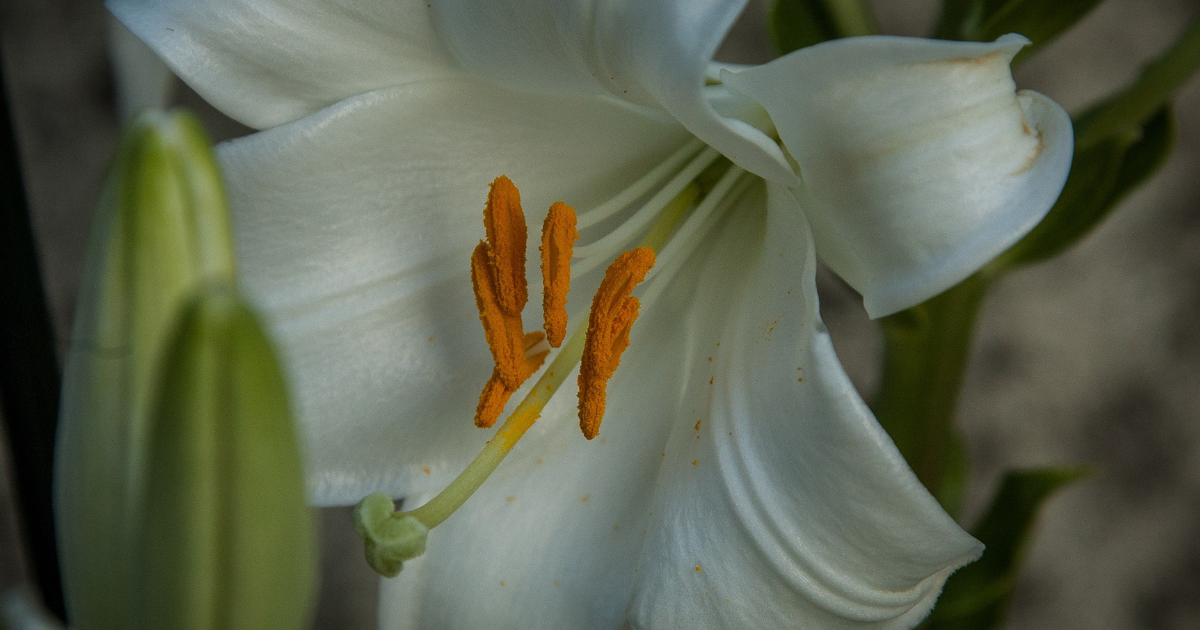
[0,0,1197,628]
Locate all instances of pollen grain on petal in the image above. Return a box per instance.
[578,247,656,440]
[541,202,578,347]
[484,176,529,316]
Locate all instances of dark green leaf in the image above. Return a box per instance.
[938,430,971,519]
[769,0,839,55]
[817,0,876,38]
[935,0,1103,64]
[1108,105,1177,202]
[933,0,981,40]
[977,0,1104,64]
[1074,16,1200,149]
[993,106,1174,268]
[923,467,1090,630]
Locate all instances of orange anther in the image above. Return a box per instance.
[471,241,527,389]
[540,202,578,347]
[475,332,549,428]
[470,177,556,429]
[483,176,528,316]
[577,247,656,440]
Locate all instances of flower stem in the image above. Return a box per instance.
[871,272,992,516]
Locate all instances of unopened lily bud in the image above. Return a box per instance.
[54,109,236,629]
[135,287,314,630]
[354,493,428,578]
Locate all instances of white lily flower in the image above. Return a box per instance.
[108,0,1073,628]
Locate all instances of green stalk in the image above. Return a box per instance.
[872,272,992,515]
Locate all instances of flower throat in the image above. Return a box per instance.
[355,161,744,577]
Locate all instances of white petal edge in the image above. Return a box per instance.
[428,0,799,184]
[627,182,982,628]
[724,34,1073,317]
[215,78,690,505]
[107,0,463,129]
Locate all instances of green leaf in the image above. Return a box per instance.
[1074,16,1200,149]
[934,0,1103,64]
[933,0,981,40]
[938,430,971,519]
[977,0,1104,65]
[769,0,839,55]
[136,287,316,630]
[817,0,877,38]
[54,109,237,629]
[992,106,1174,268]
[769,0,876,53]
[923,467,1091,630]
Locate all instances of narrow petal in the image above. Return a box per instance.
[429,0,798,184]
[628,182,981,628]
[724,35,1072,317]
[107,0,462,129]
[215,78,689,504]
[378,183,978,629]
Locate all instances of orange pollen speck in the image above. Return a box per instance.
[577,247,656,440]
[540,202,578,347]
[471,176,552,428]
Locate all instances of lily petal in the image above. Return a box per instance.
[724,35,1072,317]
[376,182,978,629]
[106,0,462,128]
[429,0,798,184]
[215,78,689,504]
[628,182,981,628]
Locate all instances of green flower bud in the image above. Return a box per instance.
[54,109,235,629]
[134,287,314,630]
[53,110,314,630]
[354,493,428,578]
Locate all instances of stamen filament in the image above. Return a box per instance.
[576,138,706,229]
[404,324,588,529]
[642,169,756,308]
[644,166,748,286]
[572,146,721,261]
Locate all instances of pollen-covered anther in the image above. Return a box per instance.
[484,175,528,315]
[540,202,578,347]
[471,176,551,428]
[470,241,527,389]
[474,332,549,429]
[578,247,656,440]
